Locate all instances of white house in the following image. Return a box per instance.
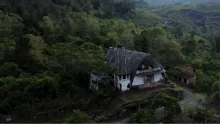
[90,46,166,92]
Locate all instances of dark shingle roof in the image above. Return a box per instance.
[106,47,154,74]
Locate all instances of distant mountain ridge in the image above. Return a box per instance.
[145,0,220,5]
[153,2,220,35]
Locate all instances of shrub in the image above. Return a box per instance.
[129,109,156,123]
[65,110,89,123]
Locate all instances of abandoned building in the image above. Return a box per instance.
[90,46,167,91]
[167,65,196,84]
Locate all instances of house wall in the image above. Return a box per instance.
[90,72,100,90]
[90,80,98,90]
[153,73,163,82]
[114,74,131,91]
[117,80,131,91]
[133,76,144,86]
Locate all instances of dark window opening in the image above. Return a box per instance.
[119,75,121,80]
[137,65,141,70]
[184,79,187,83]
[127,84,131,89]
[147,75,153,79]
[123,75,126,79]
[120,84,122,90]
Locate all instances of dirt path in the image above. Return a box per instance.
[177,85,203,108]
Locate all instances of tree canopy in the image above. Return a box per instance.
[0,0,220,123]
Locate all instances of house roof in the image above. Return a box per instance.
[106,47,161,74]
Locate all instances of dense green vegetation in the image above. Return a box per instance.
[129,93,181,123]
[129,109,157,123]
[0,0,220,123]
[184,106,216,123]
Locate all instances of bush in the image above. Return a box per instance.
[129,109,156,123]
[26,76,58,99]
[66,110,89,123]
[0,62,22,77]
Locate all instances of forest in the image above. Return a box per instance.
[1,0,220,123]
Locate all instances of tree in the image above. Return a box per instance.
[185,106,216,123]
[129,109,157,123]
[0,11,23,38]
[135,27,185,66]
[26,75,58,99]
[134,30,149,53]
[66,110,89,123]
[39,16,60,44]
[0,62,22,77]
[215,36,220,53]
[0,38,16,63]
[152,93,181,122]
[174,27,183,38]
[195,75,214,93]
[191,59,203,69]
[147,26,166,38]
[182,38,198,55]
[74,42,113,73]
[63,12,100,41]
[25,34,47,63]
[211,75,220,103]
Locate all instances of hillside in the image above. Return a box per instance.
[1,0,220,123]
[145,0,220,6]
[146,2,220,36]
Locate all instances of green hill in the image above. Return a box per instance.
[152,2,220,35]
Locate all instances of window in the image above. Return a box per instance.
[119,75,121,80]
[127,84,131,88]
[123,75,126,79]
